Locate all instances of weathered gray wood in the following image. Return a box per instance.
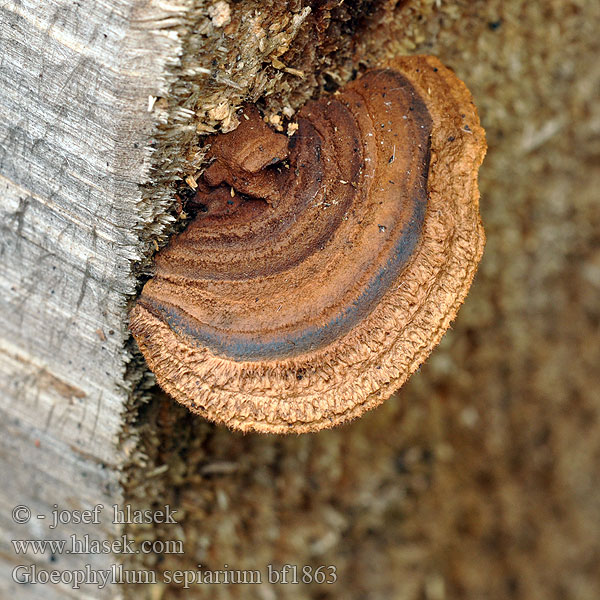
[0,1,187,597]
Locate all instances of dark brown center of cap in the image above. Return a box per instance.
[139,69,432,360]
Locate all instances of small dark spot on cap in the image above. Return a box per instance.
[488,19,502,31]
[448,136,455,142]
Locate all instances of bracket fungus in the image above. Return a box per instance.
[130,55,486,434]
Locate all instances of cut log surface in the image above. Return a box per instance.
[3,1,597,599]
[0,1,185,597]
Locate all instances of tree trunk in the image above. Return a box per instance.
[0,1,181,598]
[1,1,599,600]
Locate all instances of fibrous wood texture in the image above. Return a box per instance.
[124,2,600,600]
[0,1,186,598]
[2,1,599,600]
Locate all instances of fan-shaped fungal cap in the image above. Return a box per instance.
[130,55,486,434]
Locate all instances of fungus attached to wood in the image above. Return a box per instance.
[130,55,487,434]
